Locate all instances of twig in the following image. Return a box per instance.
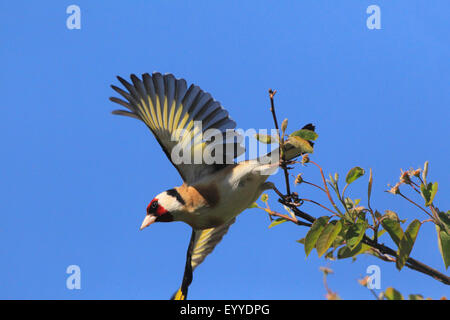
[269,89,291,198]
[299,198,338,215]
[267,209,312,227]
[303,180,327,193]
[309,160,344,216]
[341,183,350,199]
[409,181,422,194]
[398,192,433,219]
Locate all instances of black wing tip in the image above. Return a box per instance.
[111,109,129,115]
[111,109,139,120]
[110,84,122,93]
[109,96,125,104]
[116,75,131,86]
[115,72,181,87]
[302,123,316,132]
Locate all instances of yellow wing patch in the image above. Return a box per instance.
[191,218,236,270]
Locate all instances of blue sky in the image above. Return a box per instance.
[1,1,449,299]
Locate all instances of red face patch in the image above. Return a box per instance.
[147,198,168,216]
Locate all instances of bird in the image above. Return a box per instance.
[109,72,313,299]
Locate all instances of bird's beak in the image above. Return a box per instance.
[140,215,157,230]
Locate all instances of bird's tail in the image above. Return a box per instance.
[258,123,316,164]
[170,230,195,300]
[171,288,186,300]
[169,219,237,300]
[254,145,305,175]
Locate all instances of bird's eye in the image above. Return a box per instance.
[147,200,159,214]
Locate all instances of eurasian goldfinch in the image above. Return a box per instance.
[109,72,311,299]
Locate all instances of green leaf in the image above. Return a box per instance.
[396,219,421,270]
[332,229,347,249]
[285,136,314,154]
[436,224,450,269]
[304,216,330,257]
[368,168,373,205]
[376,229,386,239]
[327,173,339,194]
[345,167,365,184]
[324,250,335,260]
[346,221,368,249]
[429,182,438,205]
[255,133,276,144]
[268,218,288,228]
[316,220,343,257]
[381,214,404,247]
[355,210,366,222]
[384,287,404,300]
[420,182,438,206]
[344,197,354,210]
[247,202,258,209]
[289,129,318,141]
[408,294,424,300]
[383,210,400,221]
[436,210,450,234]
[337,242,370,259]
[296,238,305,244]
[260,193,269,202]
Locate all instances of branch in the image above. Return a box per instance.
[267,209,312,227]
[269,89,291,198]
[264,88,449,286]
[277,199,450,286]
[362,236,450,285]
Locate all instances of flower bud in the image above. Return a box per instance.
[387,183,401,195]
[400,170,411,185]
[301,154,310,164]
[281,118,288,134]
[295,173,303,185]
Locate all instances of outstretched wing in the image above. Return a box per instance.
[172,218,236,300]
[191,217,236,270]
[110,72,244,184]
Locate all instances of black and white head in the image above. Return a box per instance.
[139,189,186,230]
